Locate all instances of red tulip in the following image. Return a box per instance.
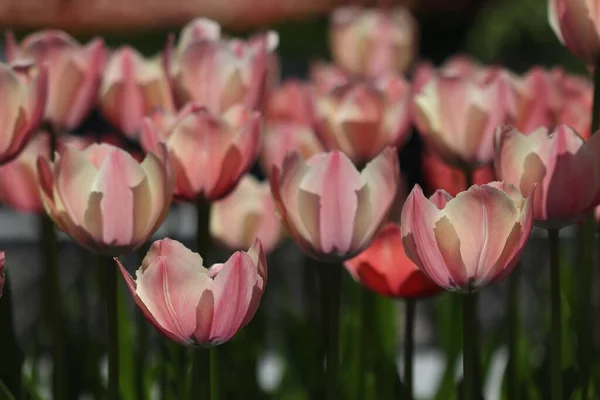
[495,124,600,228]
[140,103,261,202]
[6,30,105,131]
[549,0,600,64]
[270,148,400,261]
[315,74,412,163]
[401,182,535,292]
[345,223,442,298]
[117,238,267,346]
[37,142,175,255]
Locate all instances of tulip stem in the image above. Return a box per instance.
[324,264,342,400]
[196,199,211,256]
[548,229,562,400]
[106,258,120,399]
[0,272,24,398]
[506,264,520,400]
[462,292,478,400]
[191,348,212,400]
[404,299,415,400]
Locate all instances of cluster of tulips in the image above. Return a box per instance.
[1,0,600,399]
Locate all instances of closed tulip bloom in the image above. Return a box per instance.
[0,252,5,298]
[552,69,592,139]
[315,75,412,163]
[422,149,496,196]
[176,18,222,55]
[266,79,313,125]
[5,30,105,130]
[210,175,282,254]
[513,67,562,134]
[270,148,399,261]
[0,62,47,165]
[413,70,514,168]
[401,182,535,292]
[140,103,261,202]
[117,238,267,346]
[260,123,324,174]
[548,0,600,64]
[0,133,50,213]
[345,223,442,298]
[495,124,600,228]
[330,7,417,77]
[309,62,351,95]
[99,46,175,138]
[37,142,175,255]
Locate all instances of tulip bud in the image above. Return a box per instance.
[401,182,535,292]
[99,46,174,138]
[6,30,106,131]
[210,175,282,254]
[495,124,600,228]
[309,62,351,95]
[37,142,175,255]
[345,223,442,298]
[329,7,417,77]
[117,238,267,346]
[270,148,400,261]
[549,0,600,64]
[140,103,261,202]
[266,79,313,125]
[513,67,562,134]
[315,74,412,163]
[0,62,47,165]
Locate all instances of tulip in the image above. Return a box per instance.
[0,62,47,165]
[422,149,496,196]
[413,69,515,168]
[315,74,412,163]
[548,0,600,64]
[345,223,441,298]
[513,67,562,134]
[260,123,324,174]
[117,238,267,346]
[270,148,399,261]
[5,30,105,131]
[140,103,261,202]
[400,182,535,292]
[37,142,175,255]
[552,69,592,139]
[99,46,175,138]
[210,174,282,254]
[0,252,5,298]
[329,6,417,77]
[495,124,600,228]
[170,31,273,113]
[266,79,313,125]
[176,18,222,55]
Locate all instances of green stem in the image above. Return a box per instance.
[210,348,219,400]
[196,199,211,256]
[191,349,211,400]
[324,265,342,400]
[404,299,415,400]
[506,264,520,400]
[548,229,562,400]
[462,292,477,400]
[0,272,24,398]
[357,288,369,400]
[106,257,120,399]
[135,246,149,400]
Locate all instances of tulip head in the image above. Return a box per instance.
[117,238,267,346]
[37,142,175,255]
[270,148,400,261]
[6,30,106,130]
[401,182,535,293]
[495,124,600,228]
[309,61,351,95]
[99,46,174,138]
[140,103,261,202]
[345,223,442,298]
[329,7,417,77]
[266,79,313,125]
[210,175,282,254]
[513,67,562,134]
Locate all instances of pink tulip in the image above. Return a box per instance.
[117,238,267,346]
[175,18,222,55]
[315,74,412,163]
[495,124,600,228]
[170,31,272,113]
[37,142,175,255]
[0,252,5,298]
[513,67,562,134]
[270,148,400,261]
[5,30,105,131]
[345,223,442,298]
[548,0,600,64]
[210,174,282,254]
[329,6,417,77]
[309,62,351,95]
[266,79,313,125]
[413,69,515,168]
[140,103,261,202]
[0,62,47,165]
[552,68,592,139]
[401,182,535,292]
[99,46,175,138]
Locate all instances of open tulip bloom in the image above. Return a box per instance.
[117,238,267,346]
[401,182,535,293]
[270,147,399,262]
